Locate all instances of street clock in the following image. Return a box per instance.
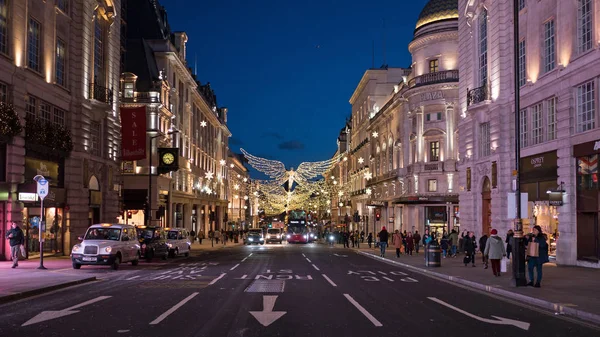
[157,148,179,174]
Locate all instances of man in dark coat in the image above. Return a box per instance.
[479,234,489,269]
[5,222,25,268]
[464,231,477,267]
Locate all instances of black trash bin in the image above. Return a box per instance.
[425,242,441,267]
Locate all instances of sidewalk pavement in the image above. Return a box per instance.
[0,256,95,304]
[350,244,600,325]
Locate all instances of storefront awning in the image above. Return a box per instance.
[393,195,458,204]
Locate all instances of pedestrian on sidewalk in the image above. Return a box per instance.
[447,229,458,257]
[343,231,350,248]
[378,226,389,257]
[190,230,196,243]
[484,229,506,276]
[479,234,489,269]
[413,231,421,254]
[459,230,467,253]
[406,232,414,256]
[367,233,373,248]
[440,235,449,258]
[393,230,402,258]
[360,230,365,243]
[5,222,25,268]
[464,231,477,267]
[198,231,204,244]
[526,225,549,288]
[505,229,514,259]
[355,230,360,248]
[350,231,356,248]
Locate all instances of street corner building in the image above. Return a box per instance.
[117,0,232,237]
[327,0,460,238]
[458,0,600,267]
[0,0,123,260]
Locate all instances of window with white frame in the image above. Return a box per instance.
[427,179,437,192]
[518,40,526,87]
[429,59,439,73]
[429,141,440,161]
[0,0,8,55]
[56,38,66,87]
[531,103,543,145]
[520,109,528,148]
[479,122,491,157]
[576,81,595,133]
[426,112,442,121]
[577,0,592,54]
[478,9,488,87]
[27,18,41,72]
[53,107,65,127]
[90,121,101,156]
[26,96,36,120]
[543,20,555,73]
[519,0,526,10]
[40,101,51,124]
[547,97,557,140]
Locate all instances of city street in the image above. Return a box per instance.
[0,243,597,337]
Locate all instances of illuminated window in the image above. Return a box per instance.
[479,122,490,157]
[518,40,526,87]
[429,141,440,162]
[547,98,557,141]
[577,0,592,54]
[429,59,439,73]
[56,39,66,86]
[0,0,8,55]
[427,179,437,192]
[478,9,488,87]
[576,81,595,133]
[27,18,41,72]
[531,103,543,145]
[543,20,555,73]
[123,82,134,98]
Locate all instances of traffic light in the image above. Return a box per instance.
[268,224,272,228]
[127,211,132,219]
[375,212,381,221]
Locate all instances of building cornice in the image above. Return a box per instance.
[408,30,458,53]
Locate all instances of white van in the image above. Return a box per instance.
[165,228,192,257]
[266,228,283,244]
[71,224,141,270]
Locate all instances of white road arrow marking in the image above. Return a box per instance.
[428,297,530,331]
[22,296,111,327]
[249,295,286,327]
[333,253,348,257]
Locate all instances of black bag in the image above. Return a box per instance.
[463,255,471,264]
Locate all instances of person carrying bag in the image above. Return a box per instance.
[5,222,25,268]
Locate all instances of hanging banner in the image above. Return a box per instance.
[120,106,147,161]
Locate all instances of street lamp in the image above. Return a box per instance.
[512,0,527,287]
[148,129,179,227]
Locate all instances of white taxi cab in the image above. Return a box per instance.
[165,228,192,257]
[71,224,141,270]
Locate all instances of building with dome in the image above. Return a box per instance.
[458,0,600,267]
[331,0,460,237]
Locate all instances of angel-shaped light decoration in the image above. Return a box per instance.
[240,148,340,190]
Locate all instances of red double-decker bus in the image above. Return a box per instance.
[286,210,315,244]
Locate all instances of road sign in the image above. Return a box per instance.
[36,178,49,200]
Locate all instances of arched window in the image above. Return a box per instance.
[388,141,393,171]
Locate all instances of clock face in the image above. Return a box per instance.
[162,152,175,165]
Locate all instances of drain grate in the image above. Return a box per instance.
[244,280,285,293]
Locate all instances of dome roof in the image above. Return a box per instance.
[415,0,459,31]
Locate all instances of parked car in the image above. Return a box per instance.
[71,224,141,270]
[245,229,265,245]
[165,228,192,257]
[266,228,283,244]
[136,226,169,261]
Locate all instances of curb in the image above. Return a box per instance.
[0,277,96,305]
[358,250,600,326]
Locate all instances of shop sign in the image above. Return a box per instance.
[548,192,564,206]
[122,161,135,174]
[25,158,59,186]
[520,151,558,182]
[574,139,600,157]
[18,192,38,202]
[120,106,147,161]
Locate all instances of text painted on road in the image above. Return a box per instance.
[347,270,418,282]
[235,274,313,280]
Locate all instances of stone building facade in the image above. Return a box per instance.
[0,0,122,260]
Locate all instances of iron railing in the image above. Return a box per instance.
[467,85,489,106]
[89,83,113,104]
[408,70,459,88]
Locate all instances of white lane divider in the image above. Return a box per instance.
[343,294,383,327]
[382,277,394,282]
[209,273,226,285]
[126,275,140,280]
[241,257,248,262]
[302,253,306,257]
[230,264,240,271]
[322,274,337,287]
[311,264,320,271]
[149,292,198,325]
[306,258,312,263]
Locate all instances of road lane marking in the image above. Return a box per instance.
[311,264,320,271]
[382,277,394,282]
[149,292,199,325]
[230,264,240,271]
[302,253,306,257]
[241,257,248,262]
[249,253,253,257]
[427,297,530,330]
[22,296,112,327]
[209,273,226,285]
[322,274,337,287]
[126,275,141,280]
[249,295,286,327]
[343,294,382,327]
[305,258,312,263]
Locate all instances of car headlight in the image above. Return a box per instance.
[72,245,82,253]
[248,238,254,242]
[259,238,264,241]
[329,235,334,241]
[166,243,173,248]
[286,234,291,239]
[303,235,307,239]
[104,247,112,253]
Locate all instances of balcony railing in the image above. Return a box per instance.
[467,85,489,106]
[408,70,459,88]
[120,91,161,104]
[89,83,113,104]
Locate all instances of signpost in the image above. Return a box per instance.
[35,175,49,270]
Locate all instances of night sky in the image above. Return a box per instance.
[160,0,430,174]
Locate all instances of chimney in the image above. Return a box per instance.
[173,32,188,60]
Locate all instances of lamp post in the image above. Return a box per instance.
[33,175,48,270]
[512,0,527,286]
[147,129,179,227]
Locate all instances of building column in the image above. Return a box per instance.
[183,203,192,231]
[416,107,424,162]
[445,103,455,160]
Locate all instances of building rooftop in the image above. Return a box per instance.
[415,0,458,31]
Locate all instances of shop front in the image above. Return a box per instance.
[520,151,559,258]
[574,140,600,262]
[394,195,459,237]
